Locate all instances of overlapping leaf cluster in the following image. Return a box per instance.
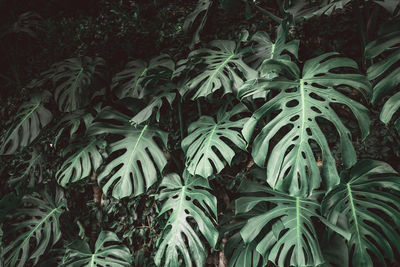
[1,1,400,266]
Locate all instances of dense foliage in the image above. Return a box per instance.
[1,0,400,266]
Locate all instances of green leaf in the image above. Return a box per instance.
[240,53,371,196]
[2,11,43,39]
[8,147,46,187]
[63,231,131,267]
[236,181,350,267]
[286,0,351,21]
[45,57,105,112]
[380,91,400,125]
[183,0,213,49]
[54,109,95,147]
[56,138,106,187]
[246,26,299,69]
[322,160,400,267]
[88,107,168,199]
[221,212,263,267]
[2,188,66,267]
[130,91,176,126]
[155,172,218,267]
[365,30,400,105]
[186,40,257,99]
[182,103,248,178]
[365,29,400,129]
[0,91,52,155]
[373,0,400,15]
[112,54,174,99]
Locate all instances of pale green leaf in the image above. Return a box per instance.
[182,103,248,178]
[155,172,218,267]
[240,53,370,196]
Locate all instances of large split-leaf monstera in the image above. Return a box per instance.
[322,160,400,267]
[88,106,168,199]
[0,90,52,155]
[155,172,218,267]
[112,54,174,99]
[186,40,257,99]
[2,188,66,267]
[56,137,106,187]
[43,57,105,112]
[182,103,248,178]
[236,180,350,267]
[240,53,371,196]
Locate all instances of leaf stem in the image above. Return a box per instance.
[178,96,184,140]
[197,100,202,117]
[251,2,282,24]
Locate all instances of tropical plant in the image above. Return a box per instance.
[1,188,66,267]
[2,1,400,267]
[87,105,168,199]
[155,172,218,267]
[240,52,370,196]
[0,90,52,155]
[236,180,350,266]
[365,25,400,133]
[182,103,248,178]
[322,160,400,266]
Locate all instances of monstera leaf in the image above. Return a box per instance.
[182,103,248,178]
[155,172,218,267]
[9,147,46,187]
[56,137,106,187]
[2,188,66,267]
[130,91,176,126]
[2,11,43,38]
[0,90,52,155]
[186,40,257,99]
[236,181,350,267]
[63,231,131,267]
[43,57,105,112]
[183,0,213,48]
[54,109,95,146]
[322,160,400,267]
[365,29,400,129]
[112,54,174,99]
[246,26,299,69]
[221,212,263,267]
[239,53,371,196]
[286,0,351,21]
[373,0,400,15]
[87,106,168,199]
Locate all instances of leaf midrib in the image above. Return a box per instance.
[4,101,41,149]
[169,186,186,246]
[16,206,60,252]
[296,197,301,264]
[204,54,235,90]
[347,183,363,254]
[196,124,218,174]
[124,125,148,181]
